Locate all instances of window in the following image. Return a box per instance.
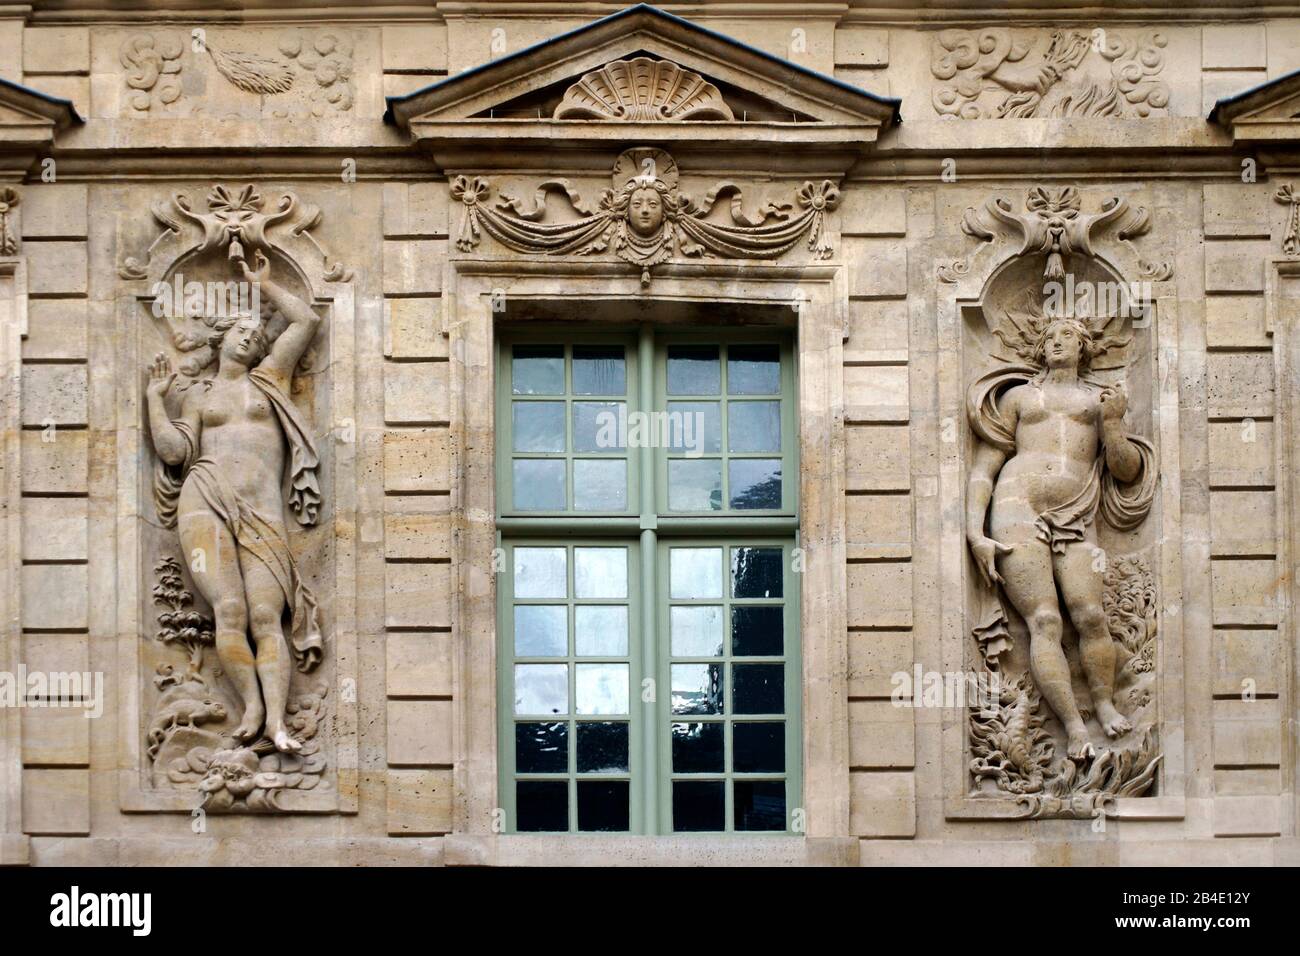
[497,326,800,834]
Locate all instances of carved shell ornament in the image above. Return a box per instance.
[555,57,735,122]
[451,147,838,287]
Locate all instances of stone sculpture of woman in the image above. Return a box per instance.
[965,298,1157,760]
[145,251,323,753]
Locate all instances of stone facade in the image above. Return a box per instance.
[0,0,1297,866]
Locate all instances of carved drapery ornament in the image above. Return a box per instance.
[0,188,19,256]
[554,57,734,121]
[452,148,840,286]
[1276,182,1300,256]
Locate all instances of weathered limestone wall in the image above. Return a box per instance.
[2,1,1298,865]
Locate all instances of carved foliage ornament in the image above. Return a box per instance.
[451,148,840,286]
[960,185,1154,280]
[554,57,734,121]
[932,28,1168,120]
[1277,182,1300,257]
[119,182,352,283]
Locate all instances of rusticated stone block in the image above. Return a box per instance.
[848,699,914,769]
[22,769,89,835]
[849,771,915,837]
[387,768,453,835]
[387,631,453,698]
[386,699,453,766]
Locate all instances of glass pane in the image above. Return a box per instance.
[729,459,782,510]
[666,402,721,454]
[515,721,567,773]
[512,346,564,395]
[727,401,781,453]
[732,547,784,598]
[727,344,780,395]
[512,460,566,511]
[514,663,568,715]
[572,346,626,395]
[733,722,784,773]
[514,604,567,656]
[671,663,723,715]
[734,780,786,831]
[575,663,629,715]
[573,459,627,511]
[573,401,626,452]
[672,722,724,773]
[574,547,627,599]
[667,345,720,395]
[574,605,628,656]
[668,459,722,511]
[731,605,783,656]
[513,547,567,598]
[673,781,725,832]
[516,780,568,831]
[733,663,784,714]
[670,606,724,657]
[512,401,565,452]
[670,548,722,599]
[577,722,629,773]
[577,781,630,832]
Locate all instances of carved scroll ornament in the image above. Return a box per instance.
[452,148,840,286]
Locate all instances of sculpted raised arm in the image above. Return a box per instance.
[1099,384,1141,483]
[145,352,198,466]
[239,251,321,382]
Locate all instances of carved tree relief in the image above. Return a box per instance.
[958,187,1164,818]
[452,147,840,286]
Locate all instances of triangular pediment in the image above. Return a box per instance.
[0,77,80,148]
[385,4,898,157]
[1209,68,1300,142]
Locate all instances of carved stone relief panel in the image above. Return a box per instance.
[113,28,370,119]
[931,28,1169,119]
[451,146,840,285]
[940,187,1180,820]
[118,183,357,813]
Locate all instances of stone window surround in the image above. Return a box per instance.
[445,257,857,865]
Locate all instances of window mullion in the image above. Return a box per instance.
[636,322,659,834]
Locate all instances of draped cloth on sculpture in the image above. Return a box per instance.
[966,365,1159,660]
[152,369,323,672]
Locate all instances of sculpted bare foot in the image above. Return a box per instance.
[1097,702,1132,739]
[272,728,302,753]
[1066,725,1095,762]
[233,704,264,743]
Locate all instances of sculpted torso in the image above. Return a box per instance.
[184,374,287,520]
[989,380,1102,538]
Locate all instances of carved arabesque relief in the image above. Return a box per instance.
[554,57,734,121]
[957,187,1165,819]
[119,30,355,117]
[932,28,1169,120]
[452,147,840,286]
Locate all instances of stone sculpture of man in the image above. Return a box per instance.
[145,251,323,753]
[965,304,1157,760]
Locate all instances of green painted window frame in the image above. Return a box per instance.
[497,324,801,835]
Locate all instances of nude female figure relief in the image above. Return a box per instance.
[965,299,1158,761]
[145,251,324,754]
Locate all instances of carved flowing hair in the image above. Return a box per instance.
[173,310,273,380]
[606,176,680,221]
[988,290,1131,375]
